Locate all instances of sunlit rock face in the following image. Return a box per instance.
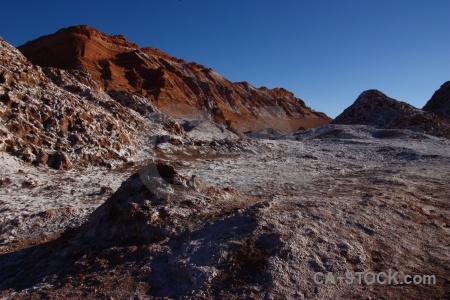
[0,36,148,169]
[18,25,331,133]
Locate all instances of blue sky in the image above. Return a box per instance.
[1,0,449,118]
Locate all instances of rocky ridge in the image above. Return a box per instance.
[18,25,331,132]
[0,36,185,169]
[423,81,450,118]
[332,89,450,137]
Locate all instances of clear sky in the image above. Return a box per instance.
[1,0,449,118]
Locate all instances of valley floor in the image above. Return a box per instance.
[0,125,449,299]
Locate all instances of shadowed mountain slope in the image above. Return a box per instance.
[423,81,450,118]
[332,89,450,137]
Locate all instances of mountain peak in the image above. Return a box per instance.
[18,25,139,71]
[423,81,450,117]
[333,89,450,137]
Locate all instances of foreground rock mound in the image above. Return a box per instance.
[423,81,450,118]
[0,162,267,298]
[332,89,450,137]
[18,25,331,132]
[77,161,246,246]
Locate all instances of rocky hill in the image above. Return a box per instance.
[0,36,182,169]
[332,89,450,137]
[423,81,450,118]
[18,25,331,132]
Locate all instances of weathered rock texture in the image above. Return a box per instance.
[0,36,180,169]
[1,130,449,299]
[332,89,450,137]
[18,25,331,132]
[423,81,450,118]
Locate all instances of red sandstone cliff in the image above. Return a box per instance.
[18,25,331,132]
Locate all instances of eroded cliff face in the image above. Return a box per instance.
[0,36,182,169]
[18,25,331,132]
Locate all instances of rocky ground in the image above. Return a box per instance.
[1,26,449,300]
[0,124,449,299]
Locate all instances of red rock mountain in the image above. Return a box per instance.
[0,36,183,169]
[18,25,331,132]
